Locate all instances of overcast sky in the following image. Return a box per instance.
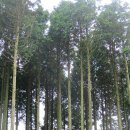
[12,0,130,130]
[42,0,130,13]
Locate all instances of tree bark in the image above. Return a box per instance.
[105,96,108,130]
[121,78,128,129]
[44,79,48,130]
[63,107,66,130]
[26,74,32,130]
[10,1,26,129]
[30,88,33,130]
[2,67,9,130]
[124,54,130,104]
[87,46,92,130]
[111,44,122,130]
[57,70,62,130]
[67,43,72,130]
[10,15,20,130]
[80,50,84,130]
[36,70,40,130]
[57,44,62,130]
[50,84,54,130]
[84,86,88,130]
[48,73,52,130]
[93,90,97,130]
[101,92,105,130]
[0,67,5,130]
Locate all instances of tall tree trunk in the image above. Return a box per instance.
[124,54,130,104]
[57,44,62,130]
[101,92,105,130]
[0,36,9,130]
[57,70,62,130]
[67,43,72,130]
[44,79,48,130]
[127,111,130,129]
[121,77,128,129]
[87,46,92,130]
[105,96,108,130]
[2,67,9,130]
[48,75,51,130]
[35,87,37,130]
[0,67,5,130]
[10,21,20,130]
[111,44,122,130]
[80,50,84,130]
[30,89,33,130]
[51,83,54,130]
[26,74,32,130]
[93,90,97,130]
[84,87,88,130]
[63,107,66,130]
[36,70,40,130]
[0,90,2,130]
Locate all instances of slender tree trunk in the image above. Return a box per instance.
[16,94,19,130]
[105,97,108,130]
[121,79,128,129]
[35,87,37,130]
[36,70,40,130]
[84,87,88,130]
[87,46,92,130]
[63,107,66,130]
[48,99,51,130]
[30,89,33,130]
[44,79,48,130]
[48,76,51,130]
[109,100,112,130]
[16,60,20,130]
[2,68,9,130]
[16,67,20,130]
[80,50,84,130]
[111,44,122,130]
[67,43,72,130]
[57,70,62,130]
[0,67,5,130]
[10,16,20,130]
[93,90,97,130]
[57,44,62,130]
[10,0,26,128]
[26,74,32,130]
[127,111,130,130]
[124,54,130,104]
[0,92,2,130]
[51,82,54,130]
[101,92,105,130]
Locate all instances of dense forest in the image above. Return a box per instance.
[0,0,130,130]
